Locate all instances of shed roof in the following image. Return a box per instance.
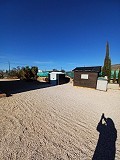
[73,66,101,73]
[49,72,65,74]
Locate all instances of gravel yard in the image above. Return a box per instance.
[0,82,120,160]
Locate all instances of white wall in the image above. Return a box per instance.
[49,72,64,81]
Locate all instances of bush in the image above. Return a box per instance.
[31,66,38,80]
[19,66,38,81]
[2,66,38,81]
[0,70,4,78]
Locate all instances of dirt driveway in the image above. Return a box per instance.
[0,83,120,159]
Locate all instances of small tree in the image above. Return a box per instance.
[31,66,38,80]
[0,70,4,78]
[18,66,38,81]
[9,68,18,77]
[113,70,116,83]
[16,66,21,78]
[118,71,120,86]
[23,66,31,80]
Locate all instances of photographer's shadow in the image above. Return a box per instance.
[92,114,117,160]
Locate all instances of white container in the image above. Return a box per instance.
[96,78,108,91]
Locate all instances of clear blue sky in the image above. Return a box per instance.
[0,0,120,71]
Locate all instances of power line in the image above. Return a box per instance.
[0,61,28,66]
[0,61,29,71]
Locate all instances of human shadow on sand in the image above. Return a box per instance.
[92,113,117,160]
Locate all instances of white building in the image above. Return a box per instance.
[49,72,65,85]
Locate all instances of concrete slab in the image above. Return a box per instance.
[108,83,120,90]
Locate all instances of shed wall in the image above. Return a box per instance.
[73,71,98,88]
[58,74,65,85]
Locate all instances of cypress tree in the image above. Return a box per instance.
[102,42,111,82]
[118,71,120,86]
[113,70,116,83]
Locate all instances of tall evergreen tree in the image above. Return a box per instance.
[113,70,116,83]
[102,42,111,82]
[118,71,120,86]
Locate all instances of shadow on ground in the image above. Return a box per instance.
[0,80,51,96]
[0,77,70,96]
[92,114,117,160]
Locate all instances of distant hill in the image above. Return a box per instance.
[111,64,120,70]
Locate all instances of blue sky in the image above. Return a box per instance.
[0,0,120,71]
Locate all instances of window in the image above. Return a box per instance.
[81,74,88,79]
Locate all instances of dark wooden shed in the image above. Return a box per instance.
[73,66,101,89]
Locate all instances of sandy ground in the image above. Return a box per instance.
[0,82,120,160]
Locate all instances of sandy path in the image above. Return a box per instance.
[0,83,120,160]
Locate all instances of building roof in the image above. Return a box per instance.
[73,66,101,73]
[49,72,65,74]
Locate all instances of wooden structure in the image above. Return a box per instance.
[49,72,65,85]
[73,66,101,89]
